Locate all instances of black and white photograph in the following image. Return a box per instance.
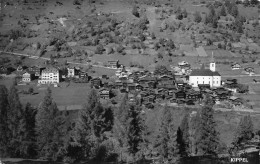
[0,0,260,163]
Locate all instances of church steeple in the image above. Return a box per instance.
[210,51,216,72]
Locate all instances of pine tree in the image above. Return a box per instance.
[19,103,37,158]
[232,115,254,148]
[204,14,210,25]
[231,4,239,18]
[195,106,219,156]
[0,85,10,157]
[244,0,250,6]
[176,6,183,20]
[156,106,172,160]
[117,93,129,124]
[92,103,114,138]
[76,89,114,160]
[220,5,226,16]
[59,109,83,162]
[155,106,180,163]
[8,83,23,157]
[126,104,144,160]
[182,9,188,18]
[76,88,99,160]
[36,87,65,161]
[209,5,216,17]
[190,111,201,155]
[251,0,259,5]
[194,11,202,23]
[179,114,190,157]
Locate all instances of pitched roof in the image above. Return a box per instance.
[190,69,220,76]
[42,66,59,73]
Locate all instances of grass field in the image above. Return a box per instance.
[0,77,91,108]
[19,82,91,107]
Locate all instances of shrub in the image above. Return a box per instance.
[116,44,124,53]
[95,44,104,54]
[28,87,34,94]
[132,5,139,17]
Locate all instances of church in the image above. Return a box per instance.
[189,58,221,88]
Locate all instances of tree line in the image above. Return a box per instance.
[0,83,257,163]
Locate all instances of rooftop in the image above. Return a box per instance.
[190,68,220,76]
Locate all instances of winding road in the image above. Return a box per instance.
[0,50,116,70]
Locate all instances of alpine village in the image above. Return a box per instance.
[1,0,260,164]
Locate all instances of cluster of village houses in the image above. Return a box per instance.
[0,57,253,108]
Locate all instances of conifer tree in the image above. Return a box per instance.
[182,9,188,18]
[126,104,144,160]
[155,106,181,163]
[19,103,37,158]
[195,106,219,156]
[232,115,254,148]
[36,87,65,161]
[92,103,114,138]
[76,88,99,159]
[209,5,216,17]
[251,0,259,5]
[0,85,10,157]
[8,83,23,157]
[116,93,129,125]
[220,5,226,16]
[77,89,114,160]
[190,111,201,155]
[231,4,239,18]
[156,106,172,160]
[179,114,190,157]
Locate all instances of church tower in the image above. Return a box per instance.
[210,52,216,72]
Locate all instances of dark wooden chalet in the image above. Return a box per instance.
[198,84,211,90]
[115,81,123,89]
[142,95,156,104]
[79,71,88,79]
[157,75,174,82]
[147,81,156,89]
[127,83,136,91]
[28,66,42,77]
[229,96,243,106]
[141,83,150,90]
[186,91,202,101]
[175,90,186,99]
[244,67,254,73]
[0,66,15,75]
[119,76,128,81]
[169,97,177,103]
[140,91,148,98]
[91,77,102,88]
[156,93,164,100]
[176,80,186,88]
[139,76,157,84]
[186,99,195,105]
[99,88,111,99]
[108,60,119,68]
[177,99,186,105]
[136,84,144,91]
[215,90,231,100]
[102,75,108,79]
[120,88,128,93]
